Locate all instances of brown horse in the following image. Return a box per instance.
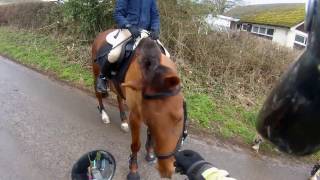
[91,30,186,179]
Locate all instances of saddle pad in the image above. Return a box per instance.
[106,29,170,58]
[106,29,131,46]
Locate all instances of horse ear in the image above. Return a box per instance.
[164,75,180,89]
[122,80,143,91]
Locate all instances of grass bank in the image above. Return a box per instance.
[0,27,93,88]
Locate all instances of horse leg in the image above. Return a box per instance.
[252,134,263,152]
[93,58,110,124]
[127,112,141,180]
[94,78,110,124]
[145,129,156,163]
[310,161,320,180]
[117,95,129,132]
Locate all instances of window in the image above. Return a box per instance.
[295,35,305,43]
[251,25,274,37]
[259,27,266,34]
[241,24,248,31]
[294,34,307,46]
[267,29,274,36]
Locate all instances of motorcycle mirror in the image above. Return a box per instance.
[71,150,116,180]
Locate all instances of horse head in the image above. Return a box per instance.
[123,38,185,178]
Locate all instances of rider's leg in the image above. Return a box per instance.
[96,29,132,93]
[96,58,111,93]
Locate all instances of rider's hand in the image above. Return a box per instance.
[175,150,236,180]
[150,30,160,40]
[126,24,140,38]
[174,150,205,175]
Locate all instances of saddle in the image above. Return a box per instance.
[96,39,135,98]
[96,37,168,99]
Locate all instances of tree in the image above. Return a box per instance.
[203,0,243,14]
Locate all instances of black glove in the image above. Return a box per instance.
[126,24,140,38]
[174,150,206,175]
[175,150,236,180]
[150,30,160,40]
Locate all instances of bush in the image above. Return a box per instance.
[158,0,298,102]
[63,0,115,39]
[0,2,61,29]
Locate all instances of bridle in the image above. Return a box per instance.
[142,86,188,160]
[156,100,188,160]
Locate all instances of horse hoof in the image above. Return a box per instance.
[127,172,140,180]
[252,144,260,152]
[145,153,156,163]
[309,175,317,180]
[121,122,129,132]
[101,110,110,124]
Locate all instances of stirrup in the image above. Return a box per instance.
[96,76,108,94]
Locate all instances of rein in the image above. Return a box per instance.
[152,98,189,160]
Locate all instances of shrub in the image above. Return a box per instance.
[62,0,115,39]
[0,2,61,29]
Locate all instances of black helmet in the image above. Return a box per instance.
[256,0,320,156]
[71,150,116,180]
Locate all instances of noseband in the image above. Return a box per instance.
[142,86,188,160]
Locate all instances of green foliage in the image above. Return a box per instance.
[63,0,115,38]
[186,93,216,127]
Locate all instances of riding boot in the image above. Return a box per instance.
[96,60,111,94]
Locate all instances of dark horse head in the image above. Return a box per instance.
[256,0,320,155]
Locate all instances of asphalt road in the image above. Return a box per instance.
[0,56,313,180]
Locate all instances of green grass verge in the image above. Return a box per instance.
[0,27,93,88]
[186,93,258,144]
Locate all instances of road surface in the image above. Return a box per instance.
[0,56,313,180]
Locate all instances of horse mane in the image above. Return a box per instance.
[137,38,177,91]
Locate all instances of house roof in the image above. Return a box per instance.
[217,15,240,22]
[224,3,305,28]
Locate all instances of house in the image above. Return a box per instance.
[205,14,239,31]
[223,3,307,48]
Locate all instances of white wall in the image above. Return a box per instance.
[205,15,231,30]
[245,23,308,48]
[272,28,290,47]
[273,27,308,48]
[286,29,296,48]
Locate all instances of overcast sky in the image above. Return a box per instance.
[246,0,306,5]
